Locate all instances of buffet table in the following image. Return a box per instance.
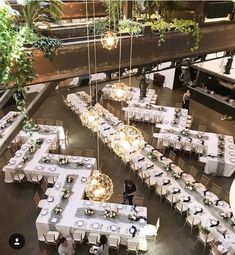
[153,127,235,177]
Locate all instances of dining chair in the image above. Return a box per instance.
[211,183,222,197]
[195,229,214,253]
[10,171,25,183]
[28,172,43,184]
[143,173,157,190]
[209,242,226,255]
[88,232,100,245]
[70,229,85,244]
[46,176,58,186]
[173,201,188,219]
[127,238,139,254]
[177,158,185,170]
[200,174,210,188]
[36,118,45,125]
[189,166,198,179]
[43,231,60,245]
[165,194,178,209]
[33,191,47,209]
[168,151,176,162]
[223,191,230,204]
[108,234,120,251]
[198,125,207,132]
[183,212,201,235]
[11,143,19,153]
[3,149,12,162]
[56,120,63,126]
[155,184,167,203]
[45,119,54,126]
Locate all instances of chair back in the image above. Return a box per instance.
[133,196,144,206]
[198,125,206,132]
[44,232,55,243]
[33,191,40,207]
[85,149,95,158]
[189,166,198,178]
[211,183,222,197]
[127,238,139,252]
[88,233,99,244]
[178,158,185,170]
[108,235,120,247]
[36,118,44,125]
[45,119,54,126]
[41,179,48,193]
[56,120,63,126]
[223,191,230,204]
[169,151,176,161]
[4,150,12,162]
[201,174,210,187]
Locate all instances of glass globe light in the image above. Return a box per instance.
[101,31,119,50]
[110,82,128,101]
[80,109,99,131]
[111,125,144,160]
[85,173,113,202]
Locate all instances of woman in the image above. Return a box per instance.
[123,179,137,205]
[58,237,75,255]
[182,90,191,110]
[96,235,109,255]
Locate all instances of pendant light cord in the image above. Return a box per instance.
[118,0,122,82]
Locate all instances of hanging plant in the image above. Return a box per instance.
[151,18,171,46]
[89,19,109,36]
[34,37,62,60]
[172,19,201,52]
[118,16,141,36]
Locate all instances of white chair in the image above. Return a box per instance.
[108,234,120,250]
[127,238,139,254]
[166,194,178,208]
[143,217,160,242]
[47,176,58,185]
[70,229,85,243]
[173,201,188,219]
[10,172,25,183]
[195,230,214,253]
[88,233,100,245]
[155,184,167,203]
[43,231,60,244]
[183,213,201,235]
[28,173,43,184]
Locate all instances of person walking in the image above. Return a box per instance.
[58,237,75,255]
[123,179,136,205]
[182,89,191,110]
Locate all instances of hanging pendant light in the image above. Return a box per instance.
[229,179,235,216]
[101,30,119,50]
[111,125,144,159]
[80,109,99,131]
[85,173,113,202]
[111,82,128,101]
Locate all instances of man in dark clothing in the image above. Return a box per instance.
[123,179,136,205]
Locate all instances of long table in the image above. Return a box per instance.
[66,91,235,255]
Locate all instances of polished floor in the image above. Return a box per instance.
[0,78,234,255]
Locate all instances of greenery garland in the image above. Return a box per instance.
[118,16,141,36]
[151,18,171,46]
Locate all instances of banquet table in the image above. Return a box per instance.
[65,91,235,254]
[102,84,157,105]
[123,103,191,128]
[153,127,235,177]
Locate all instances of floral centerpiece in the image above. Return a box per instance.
[165,164,171,171]
[42,156,50,163]
[28,145,36,154]
[76,162,85,167]
[181,129,190,136]
[66,175,74,183]
[12,113,18,118]
[128,214,137,221]
[84,208,95,216]
[104,209,118,219]
[36,138,44,145]
[185,182,196,191]
[44,127,50,132]
[173,173,181,180]
[221,212,230,220]
[23,156,28,163]
[169,129,174,133]
[218,135,224,141]
[32,124,39,131]
[59,157,69,166]
[203,198,213,206]
[0,124,6,129]
[171,119,178,125]
[54,205,63,214]
[197,132,204,139]
[218,141,225,150]
[61,189,71,199]
[6,117,14,124]
[149,152,158,161]
[175,112,181,118]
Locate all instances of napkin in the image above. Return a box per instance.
[172,188,180,194]
[133,204,138,213]
[183,196,191,202]
[100,122,105,125]
[201,140,205,145]
[138,157,145,162]
[104,127,111,131]
[178,136,182,141]
[204,190,209,196]
[155,172,163,177]
[194,208,203,215]
[146,164,154,170]
[163,180,170,186]
[188,138,192,143]
[129,226,137,238]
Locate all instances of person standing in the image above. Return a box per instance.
[96,235,109,255]
[123,179,137,205]
[182,90,191,110]
[58,237,75,255]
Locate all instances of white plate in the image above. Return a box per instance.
[87,164,91,168]
[195,207,202,212]
[85,201,91,206]
[101,203,107,208]
[46,139,52,143]
[110,225,117,231]
[76,220,84,227]
[117,204,123,209]
[218,201,224,206]
[230,158,235,163]
[84,158,89,161]
[47,197,54,202]
[51,218,57,223]
[9,160,16,165]
[36,165,43,170]
[129,228,135,234]
[50,167,56,172]
[139,218,145,223]
[229,151,235,156]
[15,152,22,157]
[55,183,61,189]
[92,223,99,229]
[173,188,179,193]
[41,209,48,215]
[210,220,218,225]
[81,177,87,183]
[163,179,169,184]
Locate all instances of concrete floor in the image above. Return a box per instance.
[0,78,234,255]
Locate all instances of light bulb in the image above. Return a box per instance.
[106,36,115,46]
